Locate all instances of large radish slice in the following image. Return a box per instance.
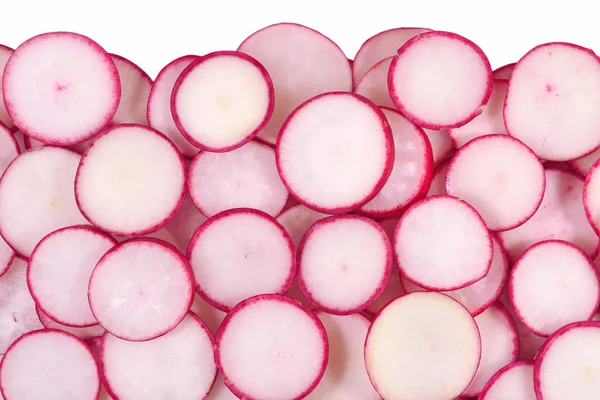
[88,238,194,341]
[2,32,120,145]
[101,313,217,400]
[492,63,515,80]
[389,31,493,129]
[427,158,451,196]
[582,159,600,236]
[504,43,600,161]
[215,294,328,400]
[365,292,481,400]
[394,195,492,291]
[276,204,328,248]
[75,124,185,236]
[165,193,207,254]
[190,295,226,337]
[276,92,394,214]
[354,56,395,108]
[0,45,14,130]
[237,23,352,145]
[109,54,152,125]
[570,149,600,176]
[479,361,536,400]
[36,307,104,340]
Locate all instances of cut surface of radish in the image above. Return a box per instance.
[583,160,600,236]
[365,292,481,400]
[570,148,600,176]
[389,31,493,129]
[0,45,14,131]
[190,295,227,337]
[88,238,194,341]
[36,307,105,340]
[276,92,394,214]
[2,32,120,145]
[354,57,395,108]
[276,204,328,248]
[110,54,152,125]
[75,124,185,236]
[492,63,515,80]
[479,361,535,400]
[165,194,207,254]
[427,158,451,196]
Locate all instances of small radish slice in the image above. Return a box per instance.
[109,54,152,125]
[206,375,237,400]
[365,292,481,400]
[427,158,451,196]
[276,204,328,248]
[88,238,194,341]
[424,128,454,165]
[101,312,217,400]
[190,295,226,336]
[479,361,536,400]
[189,140,288,217]
[394,195,492,291]
[582,159,600,236]
[492,63,515,80]
[510,240,600,337]
[0,45,14,131]
[0,330,100,400]
[36,307,105,340]
[75,124,185,236]
[165,194,207,254]
[504,43,600,161]
[569,149,600,176]
[2,32,120,145]
[354,57,395,108]
[298,215,392,314]
[172,51,274,152]
[389,31,493,129]
[276,92,394,214]
[215,294,328,400]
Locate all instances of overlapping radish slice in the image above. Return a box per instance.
[36,307,105,340]
[109,54,152,125]
[0,45,14,130]
[165,193,207,253]
[570,149,600,176]
[492,63,515,80]
[479,361,536,400]
[0,122,18,275]
[276,204,328,248]
[354,57,395,108]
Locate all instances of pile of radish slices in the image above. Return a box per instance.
[1,23,600,400]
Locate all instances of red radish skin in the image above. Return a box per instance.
[109,54,152,125]
[165,194,207,254]
[280,195,300,213]
[492,63,515,80]
[479,361,536,400]
[276,204,328,248]
[36,307,105,340]
[0,45,14,131]
[84,338,113,400]
[190,295,226,337]
[582,158,600,236]
[427,158,451,196]
[569,149,600,176]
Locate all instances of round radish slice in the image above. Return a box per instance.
[298,215,392,314]
[189,140,288,218]
[570,149,600,176]
[492,63,515,80]
[276,92,394,214]
[504,43,600,161]
[109,54,152,125]
[394,195,492,291]
[354,57,395,108]
[276,204,328,248]
[215,294,328,400]
[28,226,116,327]
[237,23,352,145]
[479,361,536,400]
[427,158,451,196]
[75,124,185,236]
[583,160,600,236]
[510,240,600,337]
[365,292,481,400]
[172,51,274,152]
[36,307,105,340]
[190,295,227,337]
[2,32,120,145]
[88,238,194,341]
[446,134,545,231]
[165,194,207,254]
[102,313,216,400]
[0,45,14,131]
[389,31,493,129]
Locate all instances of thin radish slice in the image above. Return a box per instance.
[298,215,392,314]
[276,204,328,248]
[165,194,207,254]
[424,128,454,165]
[189,140,288,217]
[36,307,105,340]
[75,124,185,236]
[109,54,152,125]
[101,313,217,400]
[206,375,237,400]
[276,92,394,214]
[492,63,515,80]
[365,292,481,400]
[0,45,14,131]
[569,148,600,176]
[27,226,116,327]
[0,330,100,400]
[389,31,493,129]
[215,294,328,400]
[479,361,536,400]
[354,57,395,108]
[394,195,493,291]
[504,43,600,161]
[427,158,451,196]
[583,159,600,236]
[88,238,194,341]
[190,295,227,336]
[172,51,274,152]
[2,32,120,145]
[0,147,87,257]
[238,23,352,145]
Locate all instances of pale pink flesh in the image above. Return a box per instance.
[492,63,515,80]
[36,307,105,340]
[0,45,14,130]
[23,134,44,150]
[12,130,26,153]
[276,204,328,248]
[479,361,536,400]
[164,194,207,254]
[109,54,152,125]
[85,337,113,400]
[190,295,227,337]
[427,158,451,196]
[424,128,454,165]
[354,57,395,108]
[569,148,600,176]
[583,159,600,236]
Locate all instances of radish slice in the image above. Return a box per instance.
[109,54,152,125]
[101,313,217,400]
[389,31,493,129]
[237,23,352,145]
[394,195,493,291]
[427,158,451,196]
[276,204,328,248]
[0,45,14,131]
[189,140,288,217]
[365,292,481,400]
[36,307,105,340]
[2,32,120,145]
[88,238,194,341]
[298,215,392,314]
[569,149,600,176]
[0,330,100,400]
[172,51,274,152]
[582,159,600,236]
[75,124,185,236]
[504,43,600,161]
[190,295,226,336]
[276,92,394,214]
[165,194,207,254]
[27,226,116,327]
[424,128,454,165]
[492,63,515,80]
[206,374,237,400]
[479,361,536,400]
[215,294,328,400]
[354,57,395,108]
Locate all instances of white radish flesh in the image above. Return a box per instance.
[0,45,14,131]
[569,149,600,176]
[110,54,152,125]
[165,193,207,254]
[492,63,515,80]
[479,361,536,400]
[36,307,105,340]
[276,204,328,248]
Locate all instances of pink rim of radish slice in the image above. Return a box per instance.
[427,157,451,196]
[582,159,600,236]
[172,51,274,152]
[297,214,392,315]
[188,208,295,312]
[75,124,186,236]
[206,374,237,400]
[237,23,352,145]
[354,56,395,108]
[109,54,152,125]
[276,92,394,214]
[2,32,120,145]
[88,238,194,341]
[389,31,493,129]
[479,361,536,400]
[0,45,14,131]
[394,195,493,291]
[504,42,600,161]
[365,292,482,400]
[570,148,600,176]
[27,225,116,327]
[101,312,217,400]
[36,307,105,340]
[492,63,515,80]
[0,329,100,400]
[215,294,328,400]
[358,107,433,218]
[190,295,227,337]
[165,193,208,254]
[22,134,44,151]
[276,204,328,248]
[0,122,19,275]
